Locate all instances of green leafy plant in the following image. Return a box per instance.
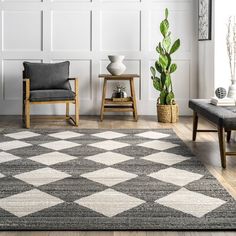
[150,8,180,105]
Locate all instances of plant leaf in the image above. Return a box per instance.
[160,19,169,38]
[162,36,171,52]
[159,55,168,69]
[158,42,166,55]
[160,91,167,105]
[165,8,169,19]
[166,53,172,69]
[153,77,162,91]
[150,66,156,77]
[155,61,162,73]
[165,74,171,89]
[170,63,177,73]
[161,73,166,87]
[166,91,175,105]
[170,39,180,54]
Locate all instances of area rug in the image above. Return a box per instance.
[0,128,235,230]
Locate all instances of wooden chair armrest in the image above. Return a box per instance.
[23,78,30,82]
[68,78,79,95]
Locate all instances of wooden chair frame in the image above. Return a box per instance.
[22,78,79,128]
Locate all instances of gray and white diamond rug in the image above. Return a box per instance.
[0,128,235,230]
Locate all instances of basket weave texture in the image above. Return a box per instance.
[157,99,179,123]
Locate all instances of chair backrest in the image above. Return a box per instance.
[23,61,70,91]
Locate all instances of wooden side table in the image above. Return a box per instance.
[99,74,139,121]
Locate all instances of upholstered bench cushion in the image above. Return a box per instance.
[30,90,75,102]
[189,99,236,130]
[23,61,71,91]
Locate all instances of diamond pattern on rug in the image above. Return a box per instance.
[149,167,203,187]
[85,152,134,166]
[81,167,137,187]
[48,131,84,139]
[0,140,32,151]
[89,140,130,151]
[0,152,20,164]
[0,158,45,177]
[29,152,77,166]
[136,131,170,139]
[0,176,33,199]
[4,131,40,140]
[14,167,71,187]
[40,140,80,151]
[92,131,127,139]
[156,188,226,218]
[75,188,145,217]
[0,128,234,230]
[39,176,107,202]
[0,189,63,217]
[138,140,179,151]
[142,152,190,166]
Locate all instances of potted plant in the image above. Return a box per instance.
[150,8,180,123]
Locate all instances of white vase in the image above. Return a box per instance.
[228,80,236,99]
[107,55,126,76]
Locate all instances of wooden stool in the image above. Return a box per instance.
[99,74,139,121]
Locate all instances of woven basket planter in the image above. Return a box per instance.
[157,99,179,123]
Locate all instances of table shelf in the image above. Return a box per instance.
[104,97,133,105]
[104,106,134,112]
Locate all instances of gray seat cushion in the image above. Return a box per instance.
[189,99,236,130]
[30,90,75,102]
[23,61,71,90]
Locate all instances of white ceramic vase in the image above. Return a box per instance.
[107,55,126,76]
[228,79,236,99]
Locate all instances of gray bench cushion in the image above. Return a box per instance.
[189,99,236,130]
[23,61,71,91]
[30,90,75,102]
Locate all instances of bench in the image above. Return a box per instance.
[189,99,236,168]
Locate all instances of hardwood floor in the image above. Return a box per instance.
[0,115,236,236]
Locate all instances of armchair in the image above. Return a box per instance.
[22,61,79,128]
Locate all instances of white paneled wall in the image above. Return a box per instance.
[0,0,197,115]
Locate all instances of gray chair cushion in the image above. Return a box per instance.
[189,99,236,130]
[23,61,71,91]
[30,90,75,102]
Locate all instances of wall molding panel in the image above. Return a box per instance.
[0,0,197,115]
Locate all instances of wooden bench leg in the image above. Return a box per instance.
[218,125,226,169]
[227,131,231,143]
[192,111,198,141]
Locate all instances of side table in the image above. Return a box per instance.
[99,74,139,121]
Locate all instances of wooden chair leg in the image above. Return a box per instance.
[25,101,30,129]
[22,97,25,127]
[227,131,231,143]
[218,125,226,169]
[192,111,198,141]
[75,101,79,126]
[100,78,107,122]
[24,79,30,129]
[66,102,70,120]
